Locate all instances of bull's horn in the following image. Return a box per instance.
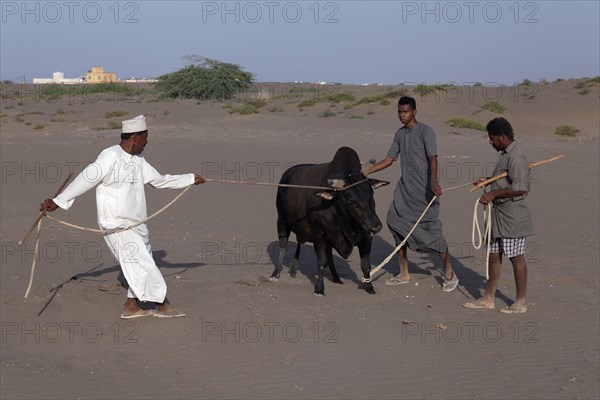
[361,159,377,176]
[328,179,346,189]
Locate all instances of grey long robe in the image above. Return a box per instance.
[386,122,448,253]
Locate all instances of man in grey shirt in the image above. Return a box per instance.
[464,117,534,313]
[371,96,459,292]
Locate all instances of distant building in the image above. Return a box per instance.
[85,66,117,83]
[122,78,158,83]
[33,71,82,84]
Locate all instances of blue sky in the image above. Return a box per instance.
[1,0,599,84]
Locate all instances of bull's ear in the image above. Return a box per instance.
[361,158,377,176]
[327,179,346,190]
[315,191,335,200]
[369,179,389,190]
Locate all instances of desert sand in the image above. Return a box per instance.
[1,81,599,399]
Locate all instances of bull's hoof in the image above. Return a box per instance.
[269,276,279,282]
[364,283,376,294]
[314,287,325,296]
[313,292,324,297]
[289,265,297,278]
[333,278,344,284]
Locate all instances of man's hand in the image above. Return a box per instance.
[474,177,487,186]
[194,175,205,185]
[479,192,495,205]
[40,199,58,212]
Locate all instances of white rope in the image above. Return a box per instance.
[369,196,438,278]
[23,185,193,298]
[45,185,193,236]
[472,198,492,279]
[204,177,369,192]
[369,182,473,279]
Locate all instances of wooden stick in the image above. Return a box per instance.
[470,155,564,192]
[24,219,43,298]
[18,173,73,245]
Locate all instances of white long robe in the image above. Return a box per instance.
[54,145,194,302]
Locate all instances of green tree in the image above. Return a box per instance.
[154,56,254,101]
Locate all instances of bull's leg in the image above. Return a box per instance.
[358,235,376,294]
[313,239,328,296]
[326,244,343,284]
[289,242,301,278]
[271,217,290,281]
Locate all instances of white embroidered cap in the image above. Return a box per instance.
[122,115,147,133]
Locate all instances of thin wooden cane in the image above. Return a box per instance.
[24,219,43,298]
[470,155,564,192]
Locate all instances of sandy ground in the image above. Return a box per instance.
[1,81,599,399]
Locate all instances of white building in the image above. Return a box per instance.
[33,71,82,84]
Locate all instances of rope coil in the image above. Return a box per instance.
[472,198,492,279]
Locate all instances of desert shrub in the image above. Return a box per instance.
[298,99,316,107]
[324,92,355,103]
[578,88,590,95]
[554,125,578,137]
[229,104,259,115]
[586,76,600,84]
[33,124,45,130]
[482,101,506,114]
[414,84,435,96]
[350,115,364,119]
[574,81,587,89]
[92,121,121,130]
[354,89,406,105]
[246,98,268,108]
[521,78,533,85]
[379,99,390,106]
[50,117,65,122]
[319,109,336,117]
[105,110,128,118]
[445,117,486,131]
[154,56,254,101]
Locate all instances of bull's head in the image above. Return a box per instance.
[316,169,389,234]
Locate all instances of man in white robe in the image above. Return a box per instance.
[40,115,204,319]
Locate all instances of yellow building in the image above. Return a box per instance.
[85,66,117,83]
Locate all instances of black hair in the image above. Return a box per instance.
[486,118,514,140]
[120,130,147,141]
[397,96,416,110]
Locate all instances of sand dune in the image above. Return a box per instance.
[1,80,598,399]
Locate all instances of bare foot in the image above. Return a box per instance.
[463,298,495,309]
[123,298,143,314]
[499,300,527,314]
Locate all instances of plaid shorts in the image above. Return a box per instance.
[488,237,527,258]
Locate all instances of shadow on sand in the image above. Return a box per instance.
[37,249,204,316]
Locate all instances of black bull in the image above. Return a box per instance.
[270,147,389,295]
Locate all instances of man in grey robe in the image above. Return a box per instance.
[371,96,459,291]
